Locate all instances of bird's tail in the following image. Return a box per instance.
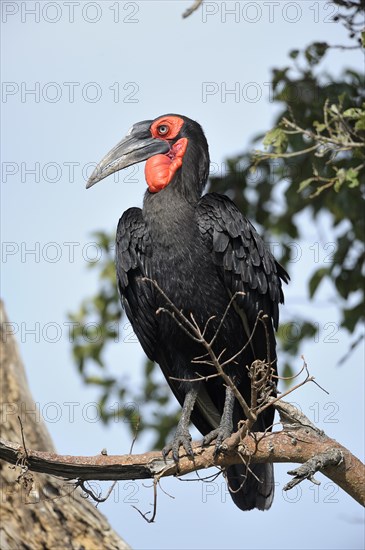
[225,463,274,511]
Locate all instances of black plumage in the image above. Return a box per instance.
[88,114,289,511]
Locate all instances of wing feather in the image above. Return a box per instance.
[115,207,157,359]
[197,193,289,331]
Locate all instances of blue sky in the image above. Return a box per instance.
[1,2,364,549]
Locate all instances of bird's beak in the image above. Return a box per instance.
[86,121,170,188]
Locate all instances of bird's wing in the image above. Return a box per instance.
[196,196,288,513]
[116,207,157,360]
[196,193,289,332]
[116,208,218,434]
[195,192,289,442]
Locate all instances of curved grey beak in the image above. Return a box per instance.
[86,121,170,188]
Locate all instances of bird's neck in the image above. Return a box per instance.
[142,182,198,247]
[143,181,195,218]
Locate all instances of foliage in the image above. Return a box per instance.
[68,1,364,445]
[211,61,364,374]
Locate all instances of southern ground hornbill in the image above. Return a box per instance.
[87,114,289,511]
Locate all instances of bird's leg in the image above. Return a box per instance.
[162,384,200,462]
[203,386,235,454]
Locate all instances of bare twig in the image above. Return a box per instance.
[17,416,29,460]
[77,480,118,505]
[182,0,203,18]
[129,416,141,455]
[131,465,172,523]
[281,117,365,150]
[131,476,158,523]
[273,361,307,381]
[209,291,245,348]
[169,371,221,383]
[254,144,319,160]
[219,308,261,368]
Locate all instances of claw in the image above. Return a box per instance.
[162,430,194,463]
[203,428,220,446]
[203,426,232,456]
[162,445,172,460]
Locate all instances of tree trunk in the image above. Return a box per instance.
[0,300,130,550]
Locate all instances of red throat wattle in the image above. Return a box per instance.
[145,137,188,193]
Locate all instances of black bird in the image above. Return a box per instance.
[87,114,289,511]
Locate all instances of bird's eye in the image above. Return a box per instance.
[157,124,169,136]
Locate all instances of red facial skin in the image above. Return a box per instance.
[145,116,188,193]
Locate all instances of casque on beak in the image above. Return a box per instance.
[86,120,170,188]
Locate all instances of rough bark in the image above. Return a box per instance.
[0,300,130,550]
[1,421,363,507]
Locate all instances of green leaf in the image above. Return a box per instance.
[84,376,116,387]
[313,121,326,132]
[289,49,299,60]
[345,167,360,188]
[354,116,365,131]
[336,168,347,185]
[342,301,365,332]
[309,268,329,298]
[262,128,288,153]
[304,42,329,66]
[334,178,343,192]
[343,107,362,119]
[298,178,315,192]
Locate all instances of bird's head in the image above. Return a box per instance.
[87,114,210,199]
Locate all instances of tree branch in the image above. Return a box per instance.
[1,400,364,507]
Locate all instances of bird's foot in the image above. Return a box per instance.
[162,428,194,463]
[202,428,221,446]
[203,425,232,456]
